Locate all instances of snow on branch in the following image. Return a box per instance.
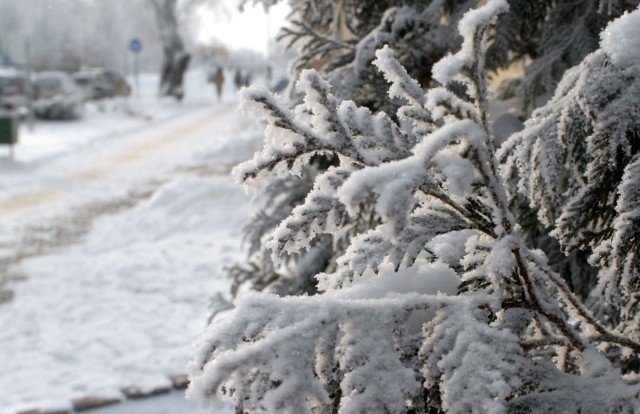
[267,166,350,262]
[372,45,426,106]
[192,1,640,412]
[421,302,528,414]
[188,287,488,413]
[500,7,640,337]
[318,204,469,291]
[432,0,509,93]
[592,153,640,331]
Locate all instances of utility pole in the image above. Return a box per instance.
[265,7,272,88]
[25,39,34,132]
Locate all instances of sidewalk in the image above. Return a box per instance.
[0,72,262,413]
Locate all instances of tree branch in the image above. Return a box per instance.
[527,251,640,354]
[512,247,588,352]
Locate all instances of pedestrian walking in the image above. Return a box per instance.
[234,69,243,90]
[214,68,224,101]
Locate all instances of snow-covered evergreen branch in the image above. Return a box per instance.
[500,8,640,341]
[193,2,640,412]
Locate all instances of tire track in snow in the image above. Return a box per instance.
[0,103,240,305]
[0,190,59,215]
[73,104,235,181]
[0,104,235,216]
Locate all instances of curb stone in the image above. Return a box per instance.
[15,374,190,414]
[17,409,70,414]
[121,385,171,400]
[72,396,121,412]
[170,374,189,390]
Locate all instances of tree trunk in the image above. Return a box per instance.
[150,0,190,100]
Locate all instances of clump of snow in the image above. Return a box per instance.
[428,230,478,266]
[434,150,480,197]
[431,0,509,86]
[337,157,426,233]
[335,261,459,300]
[335,261,459,333]
[600,8,640,68]
[432,53,467,87]
[457,0,509,39]
[372,45,425,105]
[414,119,486,158]
[486,236,518,282]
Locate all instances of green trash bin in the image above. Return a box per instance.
[0,112,18,145]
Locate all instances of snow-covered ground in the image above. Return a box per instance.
[0,69,261,414]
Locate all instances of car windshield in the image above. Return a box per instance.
[73,76,94,85]
[33,77,62,94]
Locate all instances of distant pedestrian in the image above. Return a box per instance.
[214,68,224,101]
[242,71,252,87]
[234,69,243,90]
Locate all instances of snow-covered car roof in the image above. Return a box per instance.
[0,67,26,78]
[33,70,74,80]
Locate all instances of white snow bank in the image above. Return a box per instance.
[428,229,478,266]
[600,7,640,68]
[90,391,230,414]
[0,175,252,414]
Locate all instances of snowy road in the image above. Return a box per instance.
[0,103,240,302]
[0,104,234,218]
[0,77,260,414]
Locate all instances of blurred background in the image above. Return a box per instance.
[0,0,291,120]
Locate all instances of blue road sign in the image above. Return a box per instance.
[129,38,142,53]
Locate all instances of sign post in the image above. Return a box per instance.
[0,113,19,159]
[129,38,142,98]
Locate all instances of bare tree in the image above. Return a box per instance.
[150,0,191,100]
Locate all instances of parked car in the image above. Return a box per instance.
[0,68,29,117]
[73,72,107,101]
[73,68,131,100]
[32,71,84,119]
[100,68,131,97]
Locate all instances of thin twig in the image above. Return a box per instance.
[527,252,640,354]
[512,248,587,352]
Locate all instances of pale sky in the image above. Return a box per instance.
[195,2,290,56]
